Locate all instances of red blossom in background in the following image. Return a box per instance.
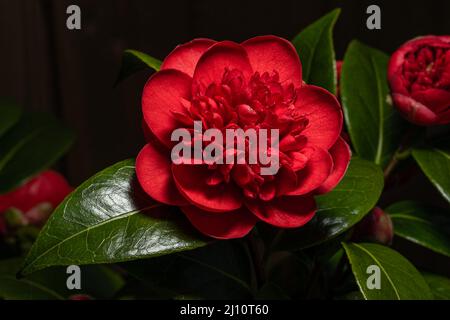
[136,36,351,239]
[0,170,73,231]
[388,35,450,125]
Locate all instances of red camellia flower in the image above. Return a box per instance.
[388,35,450,125]
[136,36,351,239]
[0,170,73,230]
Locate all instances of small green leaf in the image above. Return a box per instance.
[386,201,450,257]
[275,158,383,250]
[0,112,75,193]
[115,49,162,84]
[412,147,450,203]
[19,159,208,276]
[422,272,450,300]
[292,9,340,93]
[0,99,22,139]
[343,242,433,300]
[341,41,407,168]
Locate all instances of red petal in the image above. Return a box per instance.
[411,89,450,115]
[286,146,333,196]
[242,35,302,87]
[142,69,192,147]
[161,38,216,77]
[392,93,438,125]
[0,171,72,213]
[182,205,257,239]
[316,137,351,194]
[295,85,343,149]
[136,143,188,206]
[172,164,243,212]
[192,41,253,94]
[246,195,316,228]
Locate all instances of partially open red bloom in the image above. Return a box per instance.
[136,36,351,239]
[388,35,450,125]
[0,170,73,229]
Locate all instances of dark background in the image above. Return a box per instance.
[0,0,449,273]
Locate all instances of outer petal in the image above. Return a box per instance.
[172,164,243,212]
[182,206,257,239]
[411,89,450,115]
[316,137,351,194]
[295,85,343,149]
[1,171,72,213]
[136,143,188,206]
[392,93,438,125]
[246,195,316,228]
[242,35,302,87]
[142,69,192,147]
[161,38,216,77]
[192,41,253,94]
[286,146,333,196]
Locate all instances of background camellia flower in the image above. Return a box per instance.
[0,170,73,232]
[388,35,450,125]
[136,36,351,239]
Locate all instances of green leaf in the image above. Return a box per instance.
[275,158,384,250]
[412,147,450,203]
[0,112,75,193]
[422,272,450,300]
[341,41,407,168]
[0,99,22,139]
[292,9,340,93]
[115,49,162,84]
[343,242,433,300]
[123,241,253,299]
[19,159,208,276]
[0,275,64,300]
[0,258,124,300]
[386,201,450,257]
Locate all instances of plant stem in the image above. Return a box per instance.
[383,126,417,179]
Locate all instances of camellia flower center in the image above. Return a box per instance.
[403,45,450,92]
[170,68,311,201]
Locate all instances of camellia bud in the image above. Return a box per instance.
[352,207,394,245]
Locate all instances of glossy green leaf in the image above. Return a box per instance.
[123,241,252,299]
[115,49,162,84]
[422,272,450,300]
[292,9,340,93]
[341,41,407,168]
[0,99,22,139]
[386,201,450,257]
[0,258,124,300]
[275,158,384,250]
[20,159,208,276]
[343,242,433,300]
[0,112,75,193]
[413,147,450,203]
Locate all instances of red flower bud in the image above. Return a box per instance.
[388,36,450,125]
[0,170,72,230]
[352,207,394,245]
